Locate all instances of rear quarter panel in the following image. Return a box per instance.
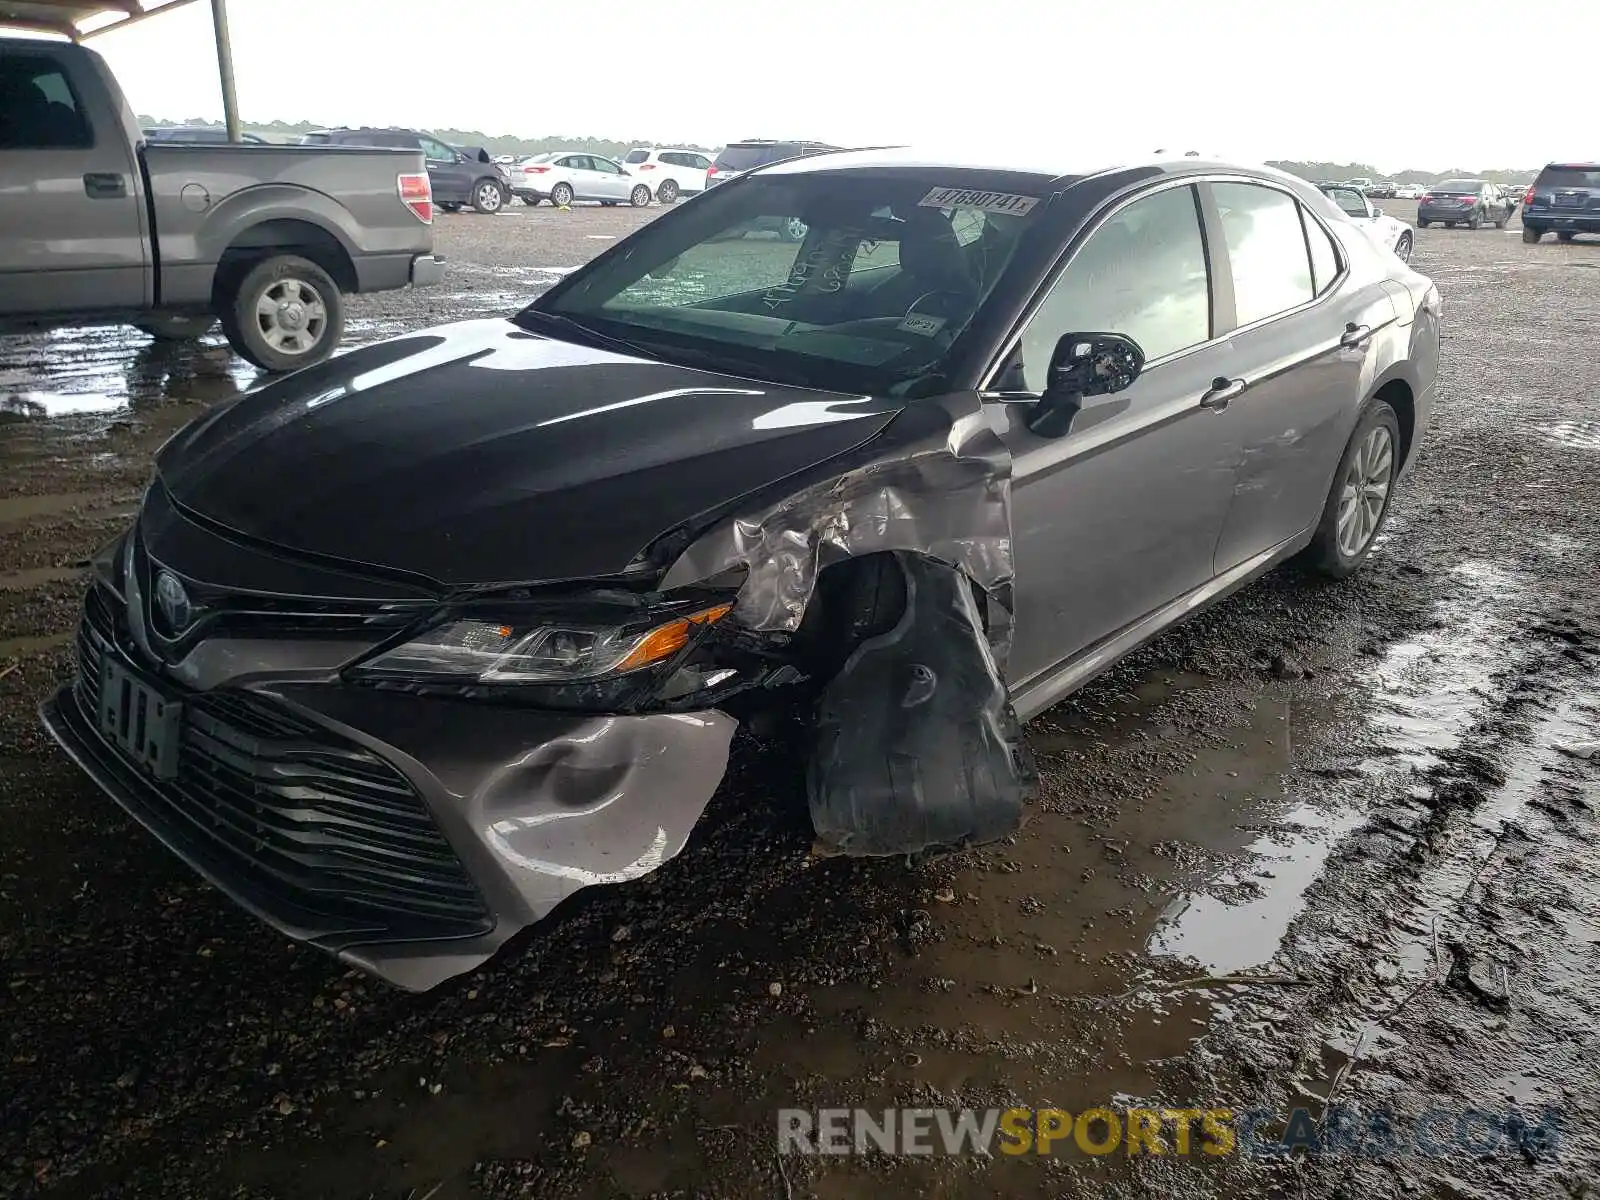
[142,145,433,304]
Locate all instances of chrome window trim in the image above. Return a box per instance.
[980,172,1348,396]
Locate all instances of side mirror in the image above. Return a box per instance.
[1371,205,1383,217]
[1026,332,1145,438]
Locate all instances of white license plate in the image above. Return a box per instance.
[98,656,182,779]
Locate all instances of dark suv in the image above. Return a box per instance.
[705,139,840,187]
[1521,163,1600,244]
[302,127,509,214]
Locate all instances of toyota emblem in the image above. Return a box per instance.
[153,570,192,634]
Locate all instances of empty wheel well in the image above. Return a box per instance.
[213,220,357,302]
[1376,378,1416,466]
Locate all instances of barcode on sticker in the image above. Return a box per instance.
[918,187,1039,215]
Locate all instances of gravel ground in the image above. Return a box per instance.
[1,202,1598,1199]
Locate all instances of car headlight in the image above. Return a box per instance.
[350,602,732,685]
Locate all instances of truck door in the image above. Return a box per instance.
[0,47,147,315]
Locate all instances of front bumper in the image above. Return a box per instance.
[40,583,737,991]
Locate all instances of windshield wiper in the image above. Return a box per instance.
[519,310,659,360]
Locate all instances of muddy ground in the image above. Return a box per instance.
[1,201,1597,1199]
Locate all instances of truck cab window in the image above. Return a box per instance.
[0,57,93,149]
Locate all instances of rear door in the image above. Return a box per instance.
[0,46,148,315]
[588,155,633,200]
[1206,180,1394,570]
[559,155,600,199]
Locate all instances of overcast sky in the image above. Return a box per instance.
[80,0,1560,172]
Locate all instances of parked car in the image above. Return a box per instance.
[1394,183,1424,200]
[1365,181,1397,199]
[301,127,510,214]
[1521,162,1600,244]
[509,151,652,208]
[1319,183,1416,262]
[143,125,267,144]
[40,146,1440,990]
[704,138,840,187]
[0,39,443,371]
[1342,177,1373,192]
[622,147,713,203]
[1416,180,1512,229]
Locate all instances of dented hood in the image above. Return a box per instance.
[155,319,899,587]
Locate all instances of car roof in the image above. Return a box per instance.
[1543,161,1600,170]
[752,145,1313,190]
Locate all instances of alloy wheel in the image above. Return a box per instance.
[1336,424,1395,558]
[253,276,327,357]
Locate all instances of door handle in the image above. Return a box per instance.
[1340,322,1372,349]
[1199,376,1246,409]
[82,172,127,199]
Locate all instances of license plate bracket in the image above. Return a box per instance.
[98,656,183,779]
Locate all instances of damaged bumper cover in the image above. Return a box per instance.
[42,395,1029,988]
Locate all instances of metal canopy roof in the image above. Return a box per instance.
[0,0,200,40]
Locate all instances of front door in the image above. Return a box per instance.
[0,48,147,315]
[420,135,470,204]
[993,182,1245,691]
[589,156,633,201]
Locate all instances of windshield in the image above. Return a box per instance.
[1538,166,1600,189]
[1433,180,1482,193]
[525,172,1044,395]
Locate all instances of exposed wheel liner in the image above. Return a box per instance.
[808,551,1033,856]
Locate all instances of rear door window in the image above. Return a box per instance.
[0,55,93,149]
[1301,209,1342,296]
[1213,182,1315,326]
[625,149,650,164]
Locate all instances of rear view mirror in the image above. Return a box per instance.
[1026,332,1145,438]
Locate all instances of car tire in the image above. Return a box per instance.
[551,182,574,208]
[630,183,652,207]
[1418,219,1430,228]
[521,195,541,206]
[1523,226,1543,243]
[1494,213,1507,229]
[472,179,506,214]
[657,179,680,204]
[136,314,216,342]
[1558,231,1576,243]
[218,254,343,373]
[1298,397,1402,580]
[1394,233,1413,263]
[1465,212,1481,230]
[439,202,462,213]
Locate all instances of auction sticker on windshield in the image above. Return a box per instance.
[918,187,1039,215]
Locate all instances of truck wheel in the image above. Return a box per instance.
[220,255,343,373]
[472,179,505,214]
[136,314,216,342]
[657,179,679,204]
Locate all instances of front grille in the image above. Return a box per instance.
[73,585,490,940]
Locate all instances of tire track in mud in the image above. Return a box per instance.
[1139,561,1600,1199]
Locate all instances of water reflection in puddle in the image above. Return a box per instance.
[1149,560,1526,974]
[1540,420,1600,451]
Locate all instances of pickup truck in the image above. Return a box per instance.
[0,38,444,372]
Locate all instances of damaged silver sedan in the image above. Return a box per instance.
[41,149,1441,989]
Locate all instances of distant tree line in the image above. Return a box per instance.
[136,115,716,159]
[1266,160,1540,185]
[136,125,1539,182]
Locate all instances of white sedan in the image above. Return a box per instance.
[1320,183,1416,263]
[621,147,712,204]
[508,151,654,208]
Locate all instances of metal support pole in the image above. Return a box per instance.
[210,0,240,142]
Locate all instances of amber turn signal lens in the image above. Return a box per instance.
[614,603,733,672]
